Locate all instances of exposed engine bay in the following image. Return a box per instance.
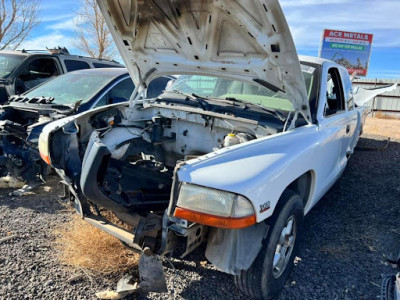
[48,101,281,253]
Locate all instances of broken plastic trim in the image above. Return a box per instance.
[84,215,142,252]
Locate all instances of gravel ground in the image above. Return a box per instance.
[1,132,400,300]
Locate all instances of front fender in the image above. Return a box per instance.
[177,124,319,222]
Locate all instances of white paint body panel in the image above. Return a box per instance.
[96,0,311,119]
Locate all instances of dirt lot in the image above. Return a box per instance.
[364,116,400,140]
[1,117,400,300]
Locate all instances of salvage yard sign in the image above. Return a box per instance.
[319,29,373,76]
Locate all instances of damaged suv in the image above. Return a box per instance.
[0,68,134,187]
[0,67,173,189]
[0,47,123,104]
[38,0,386,298]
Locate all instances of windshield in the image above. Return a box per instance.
[23,72,115,105]
[0,54,25,78]
[165,64,316,112]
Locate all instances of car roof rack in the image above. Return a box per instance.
[19,47,70,55]
[46,47,70,55]
[17,47,121,64]
[19,49,49,54]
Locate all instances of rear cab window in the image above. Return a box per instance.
[93,62,123,68]
[94,77,135,107]
[64,60,91,72]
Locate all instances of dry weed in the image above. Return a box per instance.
[54,215,139,276]
[374,111,400,120]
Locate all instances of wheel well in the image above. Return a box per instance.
[285,171,313,207]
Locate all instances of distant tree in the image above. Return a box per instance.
[74,0,117,60]
[0,0,41,50]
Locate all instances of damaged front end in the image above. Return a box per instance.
[42,90,283,274]
[0,98,75,182]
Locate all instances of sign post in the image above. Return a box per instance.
[319,29,373,76]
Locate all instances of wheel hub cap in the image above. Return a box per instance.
[272,215,297,279]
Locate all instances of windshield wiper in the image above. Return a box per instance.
[51,99,82,112]
[225,97,286,122]
[8,95,55,104]
[29,96,55,104]
[165,90,210,110]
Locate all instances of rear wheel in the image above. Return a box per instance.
[234,190,304,299]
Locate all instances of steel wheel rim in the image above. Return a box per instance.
[272,215,297,279]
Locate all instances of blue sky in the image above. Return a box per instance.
[19,0,400,78]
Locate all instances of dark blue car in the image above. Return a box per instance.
[0,68,173,185]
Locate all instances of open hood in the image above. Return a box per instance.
[97,0,311,120]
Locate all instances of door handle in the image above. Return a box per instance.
[346,125,350,134]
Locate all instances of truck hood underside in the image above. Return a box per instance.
[98,0,311,120]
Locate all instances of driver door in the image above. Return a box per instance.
[314,67,348,202]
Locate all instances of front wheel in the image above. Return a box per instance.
[234,190,304,299]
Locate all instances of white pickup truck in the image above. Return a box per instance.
[38,0,394,298]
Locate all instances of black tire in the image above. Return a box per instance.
[234,189,304,299]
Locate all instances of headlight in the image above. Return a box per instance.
[174,183,256,229]
[38,132,50,165]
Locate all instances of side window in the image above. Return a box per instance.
[94,94,107,108]
[16,58,59,94]
[64,60,90,72]
[324,68,345,117]
[94,78,135,108]
[147,77,171,98]
[93,62,123,68]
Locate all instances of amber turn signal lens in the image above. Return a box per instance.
[40,151,50,165]
[174,207,256,229]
